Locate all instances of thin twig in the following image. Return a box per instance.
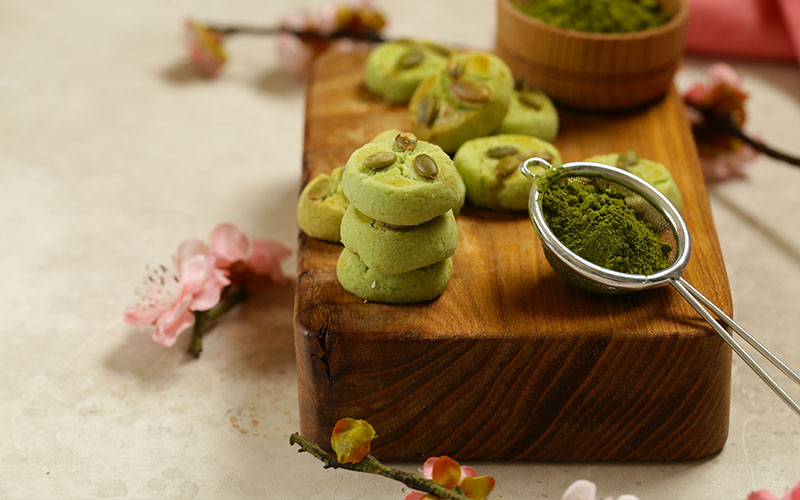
[187,284,248,358]
[205,24,386,43]
[289,433,470,500]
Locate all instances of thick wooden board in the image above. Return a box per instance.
[294,48,732,461]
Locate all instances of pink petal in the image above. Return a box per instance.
[616,496,640,500]
[177,238,210,271]
[562,479,597,500]
[276,33,314,78]
[784,480,800,500]
[191,268,230,311]
[179,253,215,290]
[708,62,742,89]
[317,3,339,34]
[422,457,438,480]
[684,83,709,105]
[123,304,163,326]
[748,491,779,500]
[152,295,194,347]
[684,105,704,126]
[404,493,426,500]
[460,466,478,479]
[248,240,291,283]
[252,239,292,260]
[210,223,250,265]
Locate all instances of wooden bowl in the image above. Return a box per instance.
[496,0,688,110]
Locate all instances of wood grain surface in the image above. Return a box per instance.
[294,48,732,461]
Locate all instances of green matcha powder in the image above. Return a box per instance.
[514,0,670,34]
[539,169,671,275]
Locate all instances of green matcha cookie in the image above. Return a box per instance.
[340,205,458,274]
[364,40,451,104]
[494,86,559,142]
[584,151,683,211]
[409,52,514,154]
[297,167,348,242]
[337,248,453,303]
[342,131,465,226]
[454,134,562,211]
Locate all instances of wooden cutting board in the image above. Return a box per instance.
[294,48,732,461]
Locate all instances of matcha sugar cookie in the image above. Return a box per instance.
[337,248,453,304]
[584,151,683,211]
[364,40,451,104]
[454,134,562,211]
[409,52,514,153]
[297,167,348,242]
[342,131,465,226]
[494,85,559,142]
[340,205,458,274]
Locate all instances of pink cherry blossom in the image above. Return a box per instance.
[185,19,227,78]
[683,62,757,182]
[209,223,290,284]
[748,479,800,500]
[124,240,230,346]
[276,0,386,78]
[404,456,484,500]
[561,479,639,500]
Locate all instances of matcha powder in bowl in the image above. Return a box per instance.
[519,157,800,417]
[513,0,671,33]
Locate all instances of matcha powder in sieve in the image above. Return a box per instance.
[514,0,670,34]
[538,168,672,275]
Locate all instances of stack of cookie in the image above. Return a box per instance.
[337,130,465,304]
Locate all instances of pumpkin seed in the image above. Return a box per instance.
[394,132,418,151]
[494,155,521,179]
[447,62,465,79]
[414,154,438,179]
[416,94,438,126]
[617,150,639,168]
[452,80,489,102]
[421,41,452,57]
[306,177,332,200]
[363,151,397,170]
[396,50,424,70]
[485,145,518,159]
[519,91,543,110]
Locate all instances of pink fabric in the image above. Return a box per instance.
[686,0,800,63]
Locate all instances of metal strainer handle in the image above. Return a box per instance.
[672,278,800,416]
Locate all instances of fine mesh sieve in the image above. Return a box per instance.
[521,157,800,416]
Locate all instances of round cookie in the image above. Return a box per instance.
[409,52,514,154]
[364,40,451,104]
[337,248,453,303]
[584,151,683,211]
[342,131,465,226]
[340,205,458,274]
[297,167,348,242]
[454,134,562,211]
[494,87,559,142]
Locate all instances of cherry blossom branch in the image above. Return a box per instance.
[687,102,800,167]
[289,433,470,500]
[187,284,248,358]
[203,23,386,42]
